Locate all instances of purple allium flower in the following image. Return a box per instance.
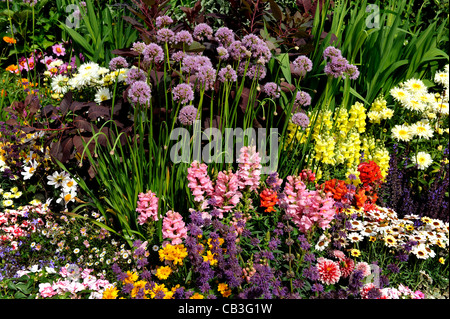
[178,105,198,125]
[174,30,194,46]
[218,65,238,83]
[294,90,311,110]
[131,41,147,54]
[215,27,235,47]
[143,43,164,64]
[324,55,349,78]
[155,15,173,28]
[109,56,128,71]
[171,51,186,62]
[323,46,342,59]
[125,67,147,85]
[172,83,194,104]
[263,82,281,98]
[128,80,152,105]
[242,34,271,62]
[344,64,360,80]
[228,40,250,61]
[193,23,213,41]
[181,55,213,74]
[291,112,310,129]
[293,55,313,74]
[156,28,175,43]
[217,46,229,60]
[196,65,216,91]
[247,63,266,80]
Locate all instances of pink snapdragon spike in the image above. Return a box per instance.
[279,175,335,233]
[187,160,214,210]
[162,210,187,245]
[236,146,262,192]
[136,190,159,225]
[211,170,242,217]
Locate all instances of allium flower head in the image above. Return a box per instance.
[217,46,229,60]
[172,83,194,104]
[131,41,147,54]
[156,28,175,43]
[109,57,128,71]
[174,30,194,46]
[178,105,198,126]
[193,23,213,41]
[218,65,237,83]
[128,80,152,105]
[293,90,311,110]
[143,43,164,64]
[155,15,173,28]
[262,82,281,98]
[125,67,147,85]
[215,27,235,47]
[292,55,313,74]
[291,112,310,129]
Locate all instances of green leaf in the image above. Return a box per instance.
[60,22,94,59]
[275,53,291,84]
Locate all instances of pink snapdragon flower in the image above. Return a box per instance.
[211,170,242,217]
[279,175,335,233]
[162,210,187,245]
[136,190,159,224]
[236,146,261,192]
[187,161,214,210]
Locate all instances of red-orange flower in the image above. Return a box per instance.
[260,188,278,213]
[354,188,367,209]
[358,161,382,186]
[322,179,347,201]
[5,64,19,74]
[3,36,16,44]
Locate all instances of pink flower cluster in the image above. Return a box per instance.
[211,170,242,217]
[136,190,159,225]
[162,210,187,245]
[187,161,214,210]
[236,146,262,192]
[0,203,48,249]
[38,266,112,299]
[279,175,335,233]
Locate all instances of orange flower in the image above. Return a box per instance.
[322,179,347,201]
[3,36,16,44]
[5,64,19,74]
[260,188,278,212]
[1,89,6,97]
[354,188,367,209]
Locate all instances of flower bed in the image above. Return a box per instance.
[0,0,448,303]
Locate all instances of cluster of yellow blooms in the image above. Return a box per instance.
[158,243,188,266]
[284,100,391,183]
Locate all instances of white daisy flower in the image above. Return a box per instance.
[411,151,433,170]
[94,87,111,104]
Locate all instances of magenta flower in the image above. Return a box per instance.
[136,190,159,225]
[52,43,66,57]
[162,210,187,245]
